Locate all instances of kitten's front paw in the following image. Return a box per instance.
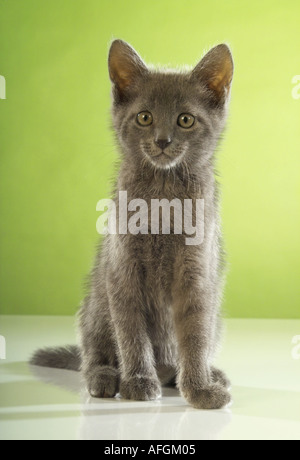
[86,366,120,398]
[181,382,232,410]
[120,376,162,401]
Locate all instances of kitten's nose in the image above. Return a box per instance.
[155,138,172,150]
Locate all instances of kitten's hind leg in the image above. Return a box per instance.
[211,366,231,390]
[80,292,120,399]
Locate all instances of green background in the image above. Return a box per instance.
[0,0,299,318]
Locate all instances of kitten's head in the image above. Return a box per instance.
[108,40,233,171]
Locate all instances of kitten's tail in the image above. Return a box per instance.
[30,345,81,372]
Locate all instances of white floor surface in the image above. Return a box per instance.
[0,316,299,440]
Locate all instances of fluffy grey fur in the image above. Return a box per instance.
[31,40,234,409]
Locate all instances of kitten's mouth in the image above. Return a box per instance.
[150,151,175,168]
[140,142,188,170]
[152,152,170,159]
[146,149,186,170]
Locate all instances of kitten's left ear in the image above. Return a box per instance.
[108,40,148,101]
[191,44,234,104]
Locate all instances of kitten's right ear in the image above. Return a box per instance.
[108,40,148,101]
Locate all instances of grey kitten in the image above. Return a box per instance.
[31,40,234,410]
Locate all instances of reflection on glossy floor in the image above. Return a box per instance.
[0,316,299,440]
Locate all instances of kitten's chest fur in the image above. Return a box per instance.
[110,162,218,300]
[119,161,204,201]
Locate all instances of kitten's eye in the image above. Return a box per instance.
[178,113,195,129]
[137,111,153,126]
